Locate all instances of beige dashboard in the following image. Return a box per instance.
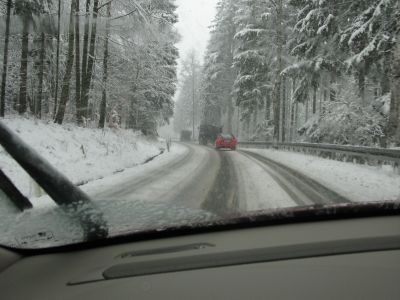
[0,215,399,300]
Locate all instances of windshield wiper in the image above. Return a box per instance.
[0,168,33,211]
[0,121,108,241]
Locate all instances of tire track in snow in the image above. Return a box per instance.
[239,150,351,205]
[170,145,220,210]
[201,150,240,216]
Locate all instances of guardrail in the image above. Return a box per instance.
[238,141,400,170]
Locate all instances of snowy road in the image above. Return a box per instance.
[88,142,357,216]
[5,141,398,248]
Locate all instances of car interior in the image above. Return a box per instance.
[1,0,400,299]
[1,208,400,299]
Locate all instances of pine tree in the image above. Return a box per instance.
[340,0,397,105]
[233,0,268,126]
[201,0,237,132]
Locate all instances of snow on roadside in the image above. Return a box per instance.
[83,143,188,199]
[0,117,164,199]
[245,148,400,203]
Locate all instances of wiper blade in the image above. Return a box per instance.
[0,121,108,241]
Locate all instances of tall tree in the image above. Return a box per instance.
[0,0,12,117]
[81,0,99,121]
[53,0,61,118]
[35,32,46,118]
[75,0,82,123]
[387,11,400,145]
[340,0,397,105]
[15,0,44,114]
[54,0,75,124]
[233,0,266,131]
[99,1,111,129]
[200,0,236,133]
[273,0,284,141]
[80,0,91,117]
[32,1,55,118]
[16,2,30,114]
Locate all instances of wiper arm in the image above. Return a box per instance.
[0,168,33,211]
[0,121,108,241]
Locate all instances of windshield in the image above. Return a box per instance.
[0,0,400,249]
[220,134,233,139]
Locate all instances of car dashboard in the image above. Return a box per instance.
[0,215,399,300]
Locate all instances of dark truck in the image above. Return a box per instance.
[199,124,222,145]
[180,130,192,142]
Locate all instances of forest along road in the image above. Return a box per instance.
[93,143,351,216]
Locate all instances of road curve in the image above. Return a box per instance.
[93,143,220,210]
[92,142,351,217]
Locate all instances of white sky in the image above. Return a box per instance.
[175,0,218,67]
[164,0,217,134]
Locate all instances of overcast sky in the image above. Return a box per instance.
[175,0,218,67]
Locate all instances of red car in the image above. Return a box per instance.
[215,134,237,150]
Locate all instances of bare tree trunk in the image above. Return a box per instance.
[236,105,240,137]
[36,32,46,119]
[0,0,12,117]
[264,92,271,120]
[381,52,391,95]
[322,74,328,115]
[246,117,250,141]
[295,102,299,139]
[192,54,195,140]
[81,0,99,119]
[18,15,29,114]
[312,84,317,114]
[227,98,233,133]
[82,0,91,78]
[53,0,62,118]
[358,65,366,105]
[273,0,283,142]
[99,2,111,129]
[252,107,257,135]
[305,97,309,122]
[330,72,336,102]
[281,77,287,142]
[273,81,281,141]
[290,78,296,141]
[55,0,75,125]
[75,0,82,124]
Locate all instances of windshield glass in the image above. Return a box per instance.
[220,134,233,139]
[0,0,400,249]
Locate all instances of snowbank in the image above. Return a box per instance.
[0,117,164,198]
[245,148,400,203]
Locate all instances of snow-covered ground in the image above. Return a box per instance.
[0,142,217,249]
[244,148,400,203]
[0,117,165,199]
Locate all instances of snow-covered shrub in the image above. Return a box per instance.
[108,110,121,129]
[373,93,391,116]
[301,100,387,146]
[250,120,274,141]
